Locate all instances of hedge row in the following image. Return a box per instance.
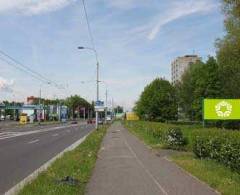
[192,129,240,173]
[125,121,187,150]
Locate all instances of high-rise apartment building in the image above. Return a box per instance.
[171,55,200,85]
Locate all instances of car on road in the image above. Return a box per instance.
[98,119,103,125]
[0,115,5,121]
[71,121,78,124]
[87,119,95,124]
[106,116,112,122]
[87,118,103,124]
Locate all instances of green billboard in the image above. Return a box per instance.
[204,99,240,120]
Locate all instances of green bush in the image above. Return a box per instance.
[193,130,240,173]
[164,127,187,149]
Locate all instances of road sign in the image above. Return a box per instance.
[203,99,240,120]
[95,100,105,112]
[95,107,105,112]
[95,100,104,107]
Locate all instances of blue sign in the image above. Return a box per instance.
[95,100,104,107]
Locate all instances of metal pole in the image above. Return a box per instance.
[77,47,100,129]
[38,86,41,125]
[84,107,86,120]
[88,108,90,120]
[105,89,108,124]
[96,62,99,129]
[58,102,61,122]
[112,98,114,119]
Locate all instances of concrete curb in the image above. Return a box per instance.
[5,131,93,195]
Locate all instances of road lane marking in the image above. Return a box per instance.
[28,139,39,144]
[0,132,22,140]
[52,133,59,137]
[0,124,80,140]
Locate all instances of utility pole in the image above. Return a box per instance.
[105,89,108,124]
[112,98,114,119]
[78,46,100,129]
[96,62,99,129]
[38,86,41,125]
[83,107,86,120]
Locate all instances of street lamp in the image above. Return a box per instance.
[78,46,100,129]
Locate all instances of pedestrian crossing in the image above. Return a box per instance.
[0,132,24,140]
[0,124,79,140]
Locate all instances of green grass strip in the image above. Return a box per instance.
[19,125,107,195]
[171,154,240,195]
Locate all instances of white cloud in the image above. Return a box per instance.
[103,0,148,10]
[104,0,135,9]
[0,0,75,15]
[0,77,14,93]
[147,0,218,40]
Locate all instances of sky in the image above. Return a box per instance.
[0,0,225,110]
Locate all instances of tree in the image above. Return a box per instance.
[135,78,177,121]
[177,57,222,120]
[216,0,240,98]
[64,95,92,119]
[214,0,240,128]
[114,106,124,113]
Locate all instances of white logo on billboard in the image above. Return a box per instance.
[215,101,232,118]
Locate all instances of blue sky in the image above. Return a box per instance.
[0,0,224,109]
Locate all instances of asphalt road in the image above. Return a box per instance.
[0,122,94,194]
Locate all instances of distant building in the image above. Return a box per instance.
[27,96,38,105]
[171,55,201,85]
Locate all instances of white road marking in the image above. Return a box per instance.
[0,124,79,140]
[28,139,39,144]
[0,132,22,140]
[52,133,58,137]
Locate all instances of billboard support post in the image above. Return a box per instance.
[202,98,205,128]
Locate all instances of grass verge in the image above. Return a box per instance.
[171,154,240,195]
[19,125,108,195]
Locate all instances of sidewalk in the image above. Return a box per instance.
[86,122,218,195]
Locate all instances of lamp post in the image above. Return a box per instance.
[78,46,99,129]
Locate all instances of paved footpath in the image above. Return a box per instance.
[86,122,219,195]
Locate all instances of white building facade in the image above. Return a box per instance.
[171,55,200,85]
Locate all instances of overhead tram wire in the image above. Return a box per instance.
[82,0,97,52]
[0,56,47,84]
[0,49,64,90]
[0,50,52,84]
